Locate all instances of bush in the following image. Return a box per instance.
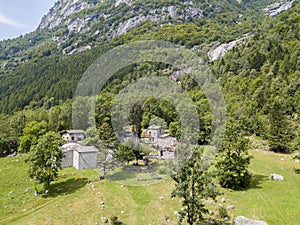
[218,206,229,219]
[110,216,122,225]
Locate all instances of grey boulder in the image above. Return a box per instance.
[270,173,284,181]
[232,216,268,225]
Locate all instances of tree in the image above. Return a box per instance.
[72,97,94,131]
[98,122,118,149]
[97,123,118,176]
[290,124,300,152]
[171,146,218,225]
[268,97,293,152]
[0,114,19,156]
[26,131,65,190]
[18,120,48,153]
[129,102,143,139]
[116,143,135,165]
[216,120,252,190]
[125,138,143,165]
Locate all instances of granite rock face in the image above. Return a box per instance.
[208,34,252,61]
[35,0,297,56]
[262,1,295,17]
[39,0,98,30]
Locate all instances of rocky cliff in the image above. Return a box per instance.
[262,0,296,16]
[36,0,241,55]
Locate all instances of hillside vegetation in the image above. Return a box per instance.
[0,2,299,157]
[0,0,282,113]
[0,1,299,224]
[0,149,299,225]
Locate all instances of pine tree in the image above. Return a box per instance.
[171,146,218,224]
[216,120,252,190]
[268,97,293,152]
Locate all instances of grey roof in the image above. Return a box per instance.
[147,125,162,130]
[64,130,85,134]
[76,146,99,153]
[160,134,170,138]
[62,143,81,152]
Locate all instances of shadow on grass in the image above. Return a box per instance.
[294,168,300,174]
[107,162,159,181]
[107,168,136,181]
[43,178,88,198]
[248,174,268,189]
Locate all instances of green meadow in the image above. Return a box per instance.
[0,149,299,225]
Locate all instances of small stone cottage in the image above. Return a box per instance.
[61,143,98,170]
[73,146,98,170]
[62,130,85,142]
[145,125,165,143]
[144,125,177,159]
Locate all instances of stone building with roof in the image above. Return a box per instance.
[62,143,98,170]
[144,125,177,159]
[62,130,85,142]
[61,130,99,170]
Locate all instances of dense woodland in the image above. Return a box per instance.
[0,1,299,157]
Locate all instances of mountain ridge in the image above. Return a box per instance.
[0,0,298,113]
[0,0,281,64]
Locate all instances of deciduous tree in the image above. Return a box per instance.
[27,131,65,190]
[116,143,135,165]
[18,120,48,153]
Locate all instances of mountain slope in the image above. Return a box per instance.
[0,0,295,113]
[0,0,278,66]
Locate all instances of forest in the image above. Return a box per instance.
[0,1,299,158]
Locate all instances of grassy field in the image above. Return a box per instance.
[0,150,299,225]
[222,150,300,225]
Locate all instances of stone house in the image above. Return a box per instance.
[61,137,99,170]
[73,146,98,170]
[62,130,85,142]
[145,125,165,143]
[119,131,139,143]
[144,125,177,159]
[159,146,176,159]
[61,143,80,168]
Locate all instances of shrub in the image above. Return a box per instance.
[110,216,122,225]
[218,206,229,219]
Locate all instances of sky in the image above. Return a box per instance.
[0,0,57,41]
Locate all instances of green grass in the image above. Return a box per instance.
[221,150,300,225]
[0,150,299,225]
[106,163,168,186]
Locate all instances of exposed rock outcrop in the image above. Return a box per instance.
[208,40,241,62]
[37,0,205,55]
[262,1,296,17]
[112,5,202,38]
[39,0,98,30]
[232,216,268,225]
[208,33,253,61]
[115,0,132,7]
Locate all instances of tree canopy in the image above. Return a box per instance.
[26,131,65,190]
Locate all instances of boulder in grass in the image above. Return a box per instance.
[270,173,284,181]
[227,205,235,210]
[232,216,268,225]
[101,217,108,223]
[293,153,300,159]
